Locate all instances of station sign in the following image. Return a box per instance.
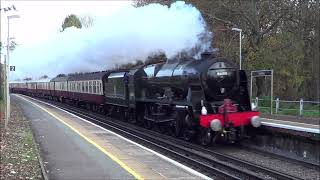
[251,70,272,77]
[10,66,15,71]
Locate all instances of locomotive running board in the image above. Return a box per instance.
[144,115,174,123]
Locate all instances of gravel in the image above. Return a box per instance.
[0,101,43,180]
[211,145,320,179]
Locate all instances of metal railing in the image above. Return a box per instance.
[251,97,320,117]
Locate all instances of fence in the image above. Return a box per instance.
[251,97,320,117]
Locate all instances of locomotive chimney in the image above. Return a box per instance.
[201,49,219,60]
[201,51,213,60]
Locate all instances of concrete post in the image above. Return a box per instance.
[276,98,279,114]
[299,99,303,116]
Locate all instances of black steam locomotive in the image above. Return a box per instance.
[10,52,261,146]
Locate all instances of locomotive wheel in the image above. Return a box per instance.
[128,111,137,124]
[143,107,153,129]
[123,110,129,122]
[136,113,144,126]
[200,129,212,146]
[182,128,194,141]
[144,120,153,129]
[157,123,167,133]
[117,107,127,121]
[172,120,182,137]
[170,112,182,137]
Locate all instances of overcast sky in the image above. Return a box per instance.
[0,0,132,50]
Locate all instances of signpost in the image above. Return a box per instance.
[250,70,274,114]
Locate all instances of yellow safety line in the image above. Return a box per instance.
[17,95,144,180]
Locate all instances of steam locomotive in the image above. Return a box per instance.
[10,52,261,146]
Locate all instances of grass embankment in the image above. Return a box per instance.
[0,100,42,179]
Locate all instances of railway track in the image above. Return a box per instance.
[29,96,305,180]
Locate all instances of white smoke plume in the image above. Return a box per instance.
[10,1,212,80]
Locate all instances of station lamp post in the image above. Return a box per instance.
[232,27,243,70]
[4,14,20,129]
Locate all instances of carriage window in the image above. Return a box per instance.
[93,81,96,93]
[97,81,100,94]
[82,82,84,92]
[95,81,98,94]
[100,82,102,94]
[97,81,99,94]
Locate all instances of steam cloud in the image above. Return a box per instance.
[11,1,212,80]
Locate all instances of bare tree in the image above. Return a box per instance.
[79,15,94,28]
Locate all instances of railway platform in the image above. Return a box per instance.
[11,94,210,180]
[261,117,320,134]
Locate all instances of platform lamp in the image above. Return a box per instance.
[4,14,20,129]
[231,27,243,70]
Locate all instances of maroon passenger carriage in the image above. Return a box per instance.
[35,78,52,98]
[10,78,52,97]
[10,81,27,94]
[26,81,37,96]
[65,72,108,111]
[50,76,70,101]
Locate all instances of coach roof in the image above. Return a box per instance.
[68,71,109,81]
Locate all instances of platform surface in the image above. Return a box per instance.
[12,94,210,180]
[261,117,320,134]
